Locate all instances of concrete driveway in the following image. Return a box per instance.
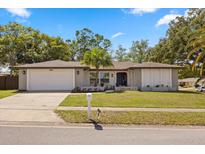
[0,92,69,123]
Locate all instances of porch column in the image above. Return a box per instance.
[98,71,101,86]
[114,71,117,86]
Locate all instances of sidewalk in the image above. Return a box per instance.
[57,106,205,112]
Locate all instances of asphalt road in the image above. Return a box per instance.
[1,124,205,144]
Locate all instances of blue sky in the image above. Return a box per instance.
[0,8,187,50]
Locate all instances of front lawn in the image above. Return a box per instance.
[55,110,205,125]
[0,90,17,99]
[60,91,205,109]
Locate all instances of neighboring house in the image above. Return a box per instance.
[178,78,199,88]
[13,60,181,91]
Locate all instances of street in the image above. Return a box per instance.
[1,124,205,144]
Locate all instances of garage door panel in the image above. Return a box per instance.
[28,69,74,91]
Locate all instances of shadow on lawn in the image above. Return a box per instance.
[166,90,201,94]
[140,90,201,95]
[104,90,201,95]
[105,91,126,94]
[176,90,201,94]
[89,119,103,131]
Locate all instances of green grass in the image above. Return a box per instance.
[0,90,17,99]
[55,110,205,125]
[60,91,205,109]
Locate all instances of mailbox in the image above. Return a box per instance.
[86,93,92,103]
[86,93,92,119]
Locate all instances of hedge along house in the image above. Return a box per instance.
[13,60,181,91]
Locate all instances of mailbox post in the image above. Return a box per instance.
[86,93,92,119]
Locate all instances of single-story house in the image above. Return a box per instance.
[13,60,181,91]
[178,78,199,88]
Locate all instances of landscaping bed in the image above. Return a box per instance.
[60,91,205,109]
[55,110,205,125]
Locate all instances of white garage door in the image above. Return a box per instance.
[141,69,172,87]
[27,69,75,91]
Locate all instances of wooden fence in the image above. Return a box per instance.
[0,75,18,90]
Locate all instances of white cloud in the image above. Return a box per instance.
[156,9,191,27]
[111,32,124,39]
[6,8,31,18]
[156,13,182,27]
[184,9,189,18]
[123,8,158,16]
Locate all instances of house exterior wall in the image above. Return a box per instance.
[19,69,27,90]
[141,68,172,91]
[134,69,142,89]
[171,69,178,91]
[82,70,90,86]
[75,69,84,87]
[127,70,132,86]
[140,68,178,91]
[126,69,142,90]
[109,71,115,85]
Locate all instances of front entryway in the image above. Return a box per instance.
[116,72,127,86]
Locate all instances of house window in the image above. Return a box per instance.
[90,72,110,86]
[100,72,109,86]
[90,72,99,86]
[77,70,80,75]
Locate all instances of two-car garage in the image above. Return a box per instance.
[16,60,88,91]
[20,69,75,91]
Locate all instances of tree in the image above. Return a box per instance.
[148,38,170,63]
[0,22,71,70]
[146,9,205,78]
[115,45,127,61]
[82,48,113,86]
[147,9,205,65]
[67,28,112,60]
[128,40,149,63]
[39,34,70,61]
[66,40,79,61]
[187,26,205,76]
[0,22,30,67]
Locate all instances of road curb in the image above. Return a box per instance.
[1,120,205,130]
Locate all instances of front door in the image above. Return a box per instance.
[116,72,127,86]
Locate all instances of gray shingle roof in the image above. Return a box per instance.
[134,62,181,68]
[13,60,88,68]
[13,60,181,69]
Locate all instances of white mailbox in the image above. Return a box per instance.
[86,93,92,119]
[86,93,92,103]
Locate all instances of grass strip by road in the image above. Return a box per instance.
[55,110,205,126]
[60,91,205,109]
[0,90,17,99]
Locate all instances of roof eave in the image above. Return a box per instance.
[12,66,89,69]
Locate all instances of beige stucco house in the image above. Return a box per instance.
[13,60,181,91]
